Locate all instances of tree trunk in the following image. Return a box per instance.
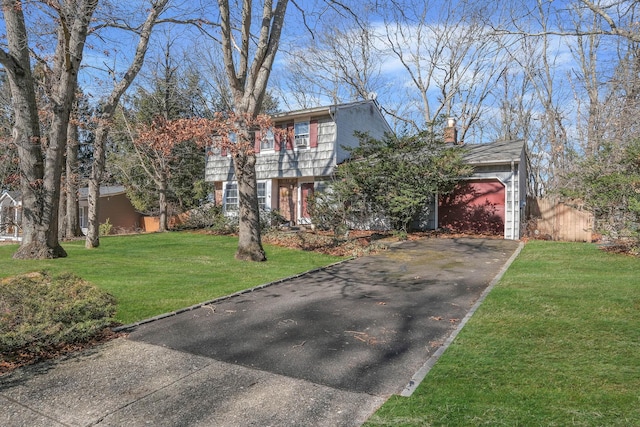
[233,151,266,261]
[58,179,67,240]
[65,121,84,237]
[86,124,107,248]
[1,0,64,259]
[217,0,288,262]
[2,0,96,258]
[84,0,169,248]
[158,177,169,232]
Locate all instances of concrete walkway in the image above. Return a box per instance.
[0,237,521,426]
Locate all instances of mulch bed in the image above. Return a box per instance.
[0,328,126,376]
[598,241,639,257]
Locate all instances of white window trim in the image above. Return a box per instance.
[260,129,275,152]
[224,181,272,214]
[223,182,239,213]
[294,120,310,150]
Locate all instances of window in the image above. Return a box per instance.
[294,121,309,147]
[257,182,267,210]
[224,183,238,211]
[261,129,274,151]
[79,206,87,229]
[225,182,267,212]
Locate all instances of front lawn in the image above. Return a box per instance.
[0,232,343,324]
[366,241,640,426]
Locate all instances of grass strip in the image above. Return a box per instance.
[0,232,343,324]
[366,241,640,426]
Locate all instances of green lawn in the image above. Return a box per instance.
[366,241,640,426]
[0,232,343,324]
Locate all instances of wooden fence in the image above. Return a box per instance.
[526,197,594,242]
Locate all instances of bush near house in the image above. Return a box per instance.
[312,130,471,235]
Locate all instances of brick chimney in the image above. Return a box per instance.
[444,117,458,144]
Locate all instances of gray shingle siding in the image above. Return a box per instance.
[205,100,391,183]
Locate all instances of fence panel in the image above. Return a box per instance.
[526,197,594,242]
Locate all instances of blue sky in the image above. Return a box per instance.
[0,0,631,146]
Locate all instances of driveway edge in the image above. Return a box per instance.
[399,240,525,397]
[113,258,354,333]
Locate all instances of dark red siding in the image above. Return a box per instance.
[438,179,505,235]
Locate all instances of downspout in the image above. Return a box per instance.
[511,161,516,240]
[329,105,338,172]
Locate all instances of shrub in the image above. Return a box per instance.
[176,203,277,235]
[0,272,117,363]
[179,203,220,229]
[99,218,113,236]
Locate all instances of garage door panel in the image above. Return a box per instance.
[439,180,505,235]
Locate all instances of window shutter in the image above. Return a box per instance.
[254,130,261,153]
[310,120,318,148]
[286,122,294,150]
[274,125,282,151]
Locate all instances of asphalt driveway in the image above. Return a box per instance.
[1,237,521,427]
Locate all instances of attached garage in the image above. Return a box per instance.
[438,179,506,235]
[430,139,527,240]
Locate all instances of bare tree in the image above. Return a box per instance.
[568,4,606,157]
[60,116,85,239]
[378,0,503,138]
[85,0,169,248]
[1,0,98,259]
[576,0,640,43]
[281,11,386,109]
[214,0,288,261]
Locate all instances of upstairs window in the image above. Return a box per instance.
[261,129,275,151]
[294,121,309,148]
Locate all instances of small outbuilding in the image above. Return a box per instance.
[1,185,142,241]
[78,185,142,234]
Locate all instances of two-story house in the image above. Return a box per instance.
[205,100,392,225]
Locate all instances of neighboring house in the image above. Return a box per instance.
[205,100,393,225]
[0,185,142,241]
[0,190,22,242]
[78,185,142,234]
[436,139,528,240]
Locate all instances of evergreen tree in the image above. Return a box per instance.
[311,128,472,234]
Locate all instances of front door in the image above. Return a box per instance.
[300,182,315,223]
[278,180,297,224]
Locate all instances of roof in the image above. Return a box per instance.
[462,139,526,165]
[3,186,128,203]
[78,185,126,199]
[0,190,21,205]
[271,99,384,121]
